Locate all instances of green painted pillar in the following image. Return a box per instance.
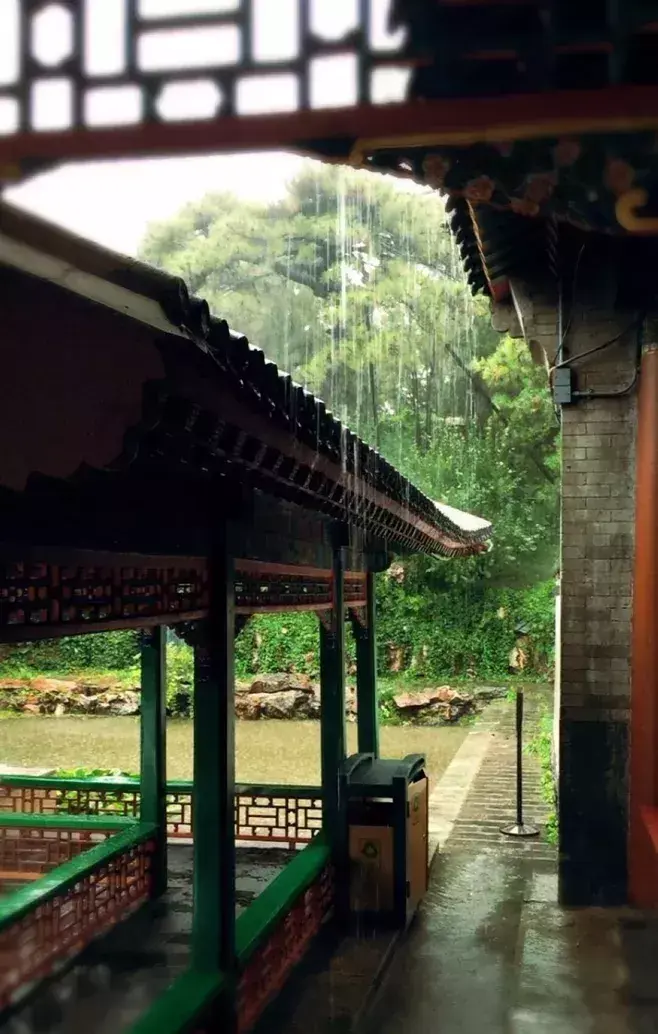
[320,544,346,845]
[192,538,236,976]
[140,625,167,898]
[354,570,379,757]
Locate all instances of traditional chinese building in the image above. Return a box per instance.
[2,0,658,1018]
[0,201,490,1030]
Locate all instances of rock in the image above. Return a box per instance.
[472,685,507,701]
[386,644,406,672]
[31,677,78,695]
[392,685,476,724]
[94,691,140,716]
[235,694,262,720]
[234,674,322,720]
[345,685,357,722]
[0,679,29,691]
[387,562,405,584]
[249,673,313,694]
[509,637,529,672]
[253,690,312,720]
[393,686,453,710]
[0,681,142,717]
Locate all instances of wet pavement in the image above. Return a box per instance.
[1,845,290,1034]
[360,691,658,1034]
[362,848,658,1034]
[258,692,658,1034]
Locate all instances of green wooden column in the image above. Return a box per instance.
[140,625,168,898]
[192,536,236,977]
[354,570,379,758]
[319,544,346,846]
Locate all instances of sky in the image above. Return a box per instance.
[6,152,312,255]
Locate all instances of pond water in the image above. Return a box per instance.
[0,717,467,785]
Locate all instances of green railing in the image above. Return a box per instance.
[128,970,227,1034]
[0,816,156,1012]
[129,832,333,1034]
[235,831,331,965]
[0,779,331,1031]
[0,775,323,847]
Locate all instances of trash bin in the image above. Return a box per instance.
[339,753,428,928]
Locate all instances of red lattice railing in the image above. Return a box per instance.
[0,818,124,889]
[0,778,323,849]
[0,825,154,1012]
[237,859,334,1034]
[235,787,322,846]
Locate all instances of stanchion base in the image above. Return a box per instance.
[500,822,540,838]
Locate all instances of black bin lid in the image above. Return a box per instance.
[341,753,426,795]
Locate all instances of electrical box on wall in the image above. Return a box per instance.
[554,367,573,405]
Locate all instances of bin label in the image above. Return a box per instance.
[361,840,379,860]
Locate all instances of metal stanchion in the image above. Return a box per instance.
[500,690,539,838]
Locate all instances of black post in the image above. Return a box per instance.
[501,689,539,838]
[516,690,524,827]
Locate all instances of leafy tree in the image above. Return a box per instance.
[140,163,559,678]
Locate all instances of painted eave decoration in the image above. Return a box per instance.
[3,3,658,305]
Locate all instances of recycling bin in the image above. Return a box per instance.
[339,753,428,928]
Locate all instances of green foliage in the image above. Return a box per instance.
[234,613,355,680]
[376,574,555,680]
[141,164,559,592]
[166,640,194,717]
[52,767,138,780]
[0,632,140,676]
[0,167,558,700]
[50,768,140,815]
[525,709,558,844]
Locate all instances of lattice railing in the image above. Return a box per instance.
[236,786,322,846]
[0,823,154,1012]
[0,816,126,888]
[0,778,323,848]
[237,853,334,1033]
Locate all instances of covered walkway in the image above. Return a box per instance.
[3,846,290,1034]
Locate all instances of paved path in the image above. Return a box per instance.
[363,691,658,1034]
[256,690,559,1034]
[434,689,556,861]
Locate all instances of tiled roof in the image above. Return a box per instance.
[0,203,492,558]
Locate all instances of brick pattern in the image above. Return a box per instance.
[509,279,637,725]
[509,277,638,902]
[445,695,556,861]
[560,314,637,724]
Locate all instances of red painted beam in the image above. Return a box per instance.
[4,86,658,174]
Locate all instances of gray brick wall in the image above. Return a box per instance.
[560,318,636,726]
[509,279,637,902]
